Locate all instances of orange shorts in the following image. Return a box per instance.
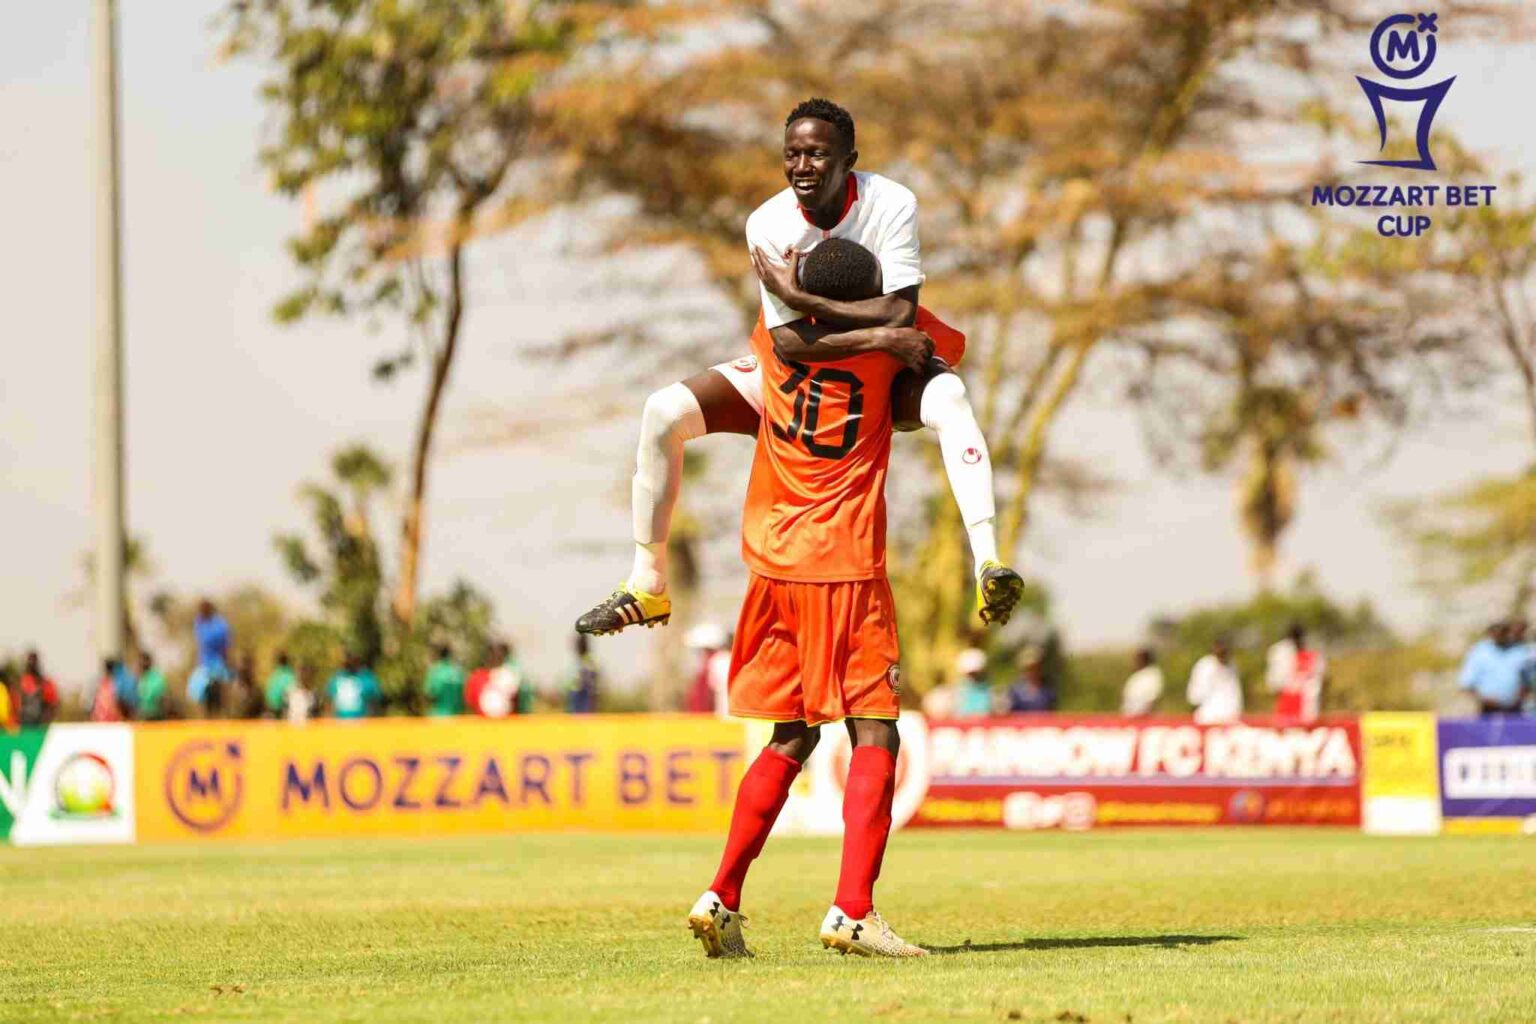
[728,574,902,727]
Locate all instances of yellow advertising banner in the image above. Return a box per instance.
[1360,712,1440,799]
[134,715,749,842]
[1359,711,1441,835]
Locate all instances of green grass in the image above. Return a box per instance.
[3,829,1536,1023]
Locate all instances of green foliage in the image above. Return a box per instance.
[1063,575,1410,713]
[1392,469,1536,625]
[275,444,497,711]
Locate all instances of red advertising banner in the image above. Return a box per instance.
[912,716,1362,830]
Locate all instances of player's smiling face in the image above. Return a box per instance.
[783,118,856,212]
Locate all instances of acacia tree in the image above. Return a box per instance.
[224,0,616,625]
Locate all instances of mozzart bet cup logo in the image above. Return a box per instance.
[1358,13,1453,171]
[1311,12,1496,238]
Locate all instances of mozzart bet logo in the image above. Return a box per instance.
[928,723,1359,782]
[1310,12,1497,238]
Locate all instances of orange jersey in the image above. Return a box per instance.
[917,306,966,366]
[740,315,903,582]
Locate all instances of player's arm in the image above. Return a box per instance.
[768,320,932,370]
[752,246,918,327]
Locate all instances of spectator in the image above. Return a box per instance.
[16,651,59,726]
[284,666,317,724]
[1266,623,1327,722]
[264,652,298,718]
[424,645,466,717]
[228,652,263,719]
[326,654,383,719]
[0,667,14,732]
[954,648,993,718]
[465,648,495,717]
[137,652,169,721]
[1458,620,1532,716]
[481,641,533,718]
[110,656,138,719]
[566,635,601,714]
[91,660,125,722]
[1005,648,1056,713]
[188,600,232,717]
[1121,647,1163,717]
[684,624,730,715]
[1187,637,1243,724]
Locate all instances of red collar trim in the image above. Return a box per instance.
[799,173,859,229]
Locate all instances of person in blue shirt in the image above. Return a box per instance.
[189,600,232,717]
[110,657,138,717]
[953,648,994,717]
[1459,620,1533,716]
[327,654,383,719]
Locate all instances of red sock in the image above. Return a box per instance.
[833,746,896,920]
[710,748,801,912]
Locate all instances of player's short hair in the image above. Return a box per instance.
[800,238,881,302]
[785,97,855,150]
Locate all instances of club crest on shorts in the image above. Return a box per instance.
[731,356,758,373]
[962,447,981,465]
[886,664,902,696]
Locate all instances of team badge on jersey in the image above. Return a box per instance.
[731,356,759,373]
[962,447,982,465]
[886,664,902,696]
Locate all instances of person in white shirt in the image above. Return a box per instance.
[1186,638,1244,724]
[1121,647,1164,717]
[1265,624,1326,722]
[577,96,1023,638]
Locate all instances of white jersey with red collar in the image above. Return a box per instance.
[745,170,924,329]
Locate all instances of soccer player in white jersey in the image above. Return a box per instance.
[577,97,1021,637]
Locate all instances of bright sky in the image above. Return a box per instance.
[3,6,1533,693]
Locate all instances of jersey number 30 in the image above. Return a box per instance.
[772,360,863,460]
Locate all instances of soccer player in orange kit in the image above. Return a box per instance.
[576,98,1022,639]
[686,238,938,959]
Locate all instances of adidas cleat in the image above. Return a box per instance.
[687,889,753,959]
[575,584,672,636]
[977,561,1025,626]
[819,905,927,958]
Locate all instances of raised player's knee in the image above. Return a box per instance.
[918,370,971,431]
[640,382,706,448]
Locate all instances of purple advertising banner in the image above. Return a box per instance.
[1438,718,1536,821]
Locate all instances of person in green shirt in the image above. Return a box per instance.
[424,646,465,716]
[137,652,169,721]
[264,652,298,718]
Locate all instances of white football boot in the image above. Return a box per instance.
[687,890,753,959]
[820,905,928,957]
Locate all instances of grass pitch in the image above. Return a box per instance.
[4,829,1535,1023]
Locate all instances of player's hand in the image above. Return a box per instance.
[751,245,805,305]
[879,327,934,371]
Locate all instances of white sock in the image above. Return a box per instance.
[628,383,706,594]
[966,520,998,570]
[920,372,999,574]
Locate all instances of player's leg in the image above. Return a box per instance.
[576,363,761,636]
[689,574,802,958]
[794,578,925,957]
[818,716,921,957]
[892,359,1024,626]
[690,720,816,959]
